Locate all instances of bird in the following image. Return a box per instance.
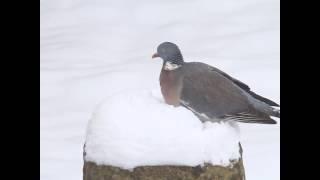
[152,42,280,124]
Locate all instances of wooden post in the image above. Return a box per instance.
[83,143,245,180]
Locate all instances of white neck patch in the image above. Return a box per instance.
[164,61,181,71]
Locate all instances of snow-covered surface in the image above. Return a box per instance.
[40,0,279,179]
[85,90,240,169]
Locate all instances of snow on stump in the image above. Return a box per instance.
[83,90,246,180]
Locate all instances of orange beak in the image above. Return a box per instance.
[152,53,159,59]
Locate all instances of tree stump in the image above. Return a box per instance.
[83,143,245,180]
[83,91,246,180]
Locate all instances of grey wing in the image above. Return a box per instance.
[202,63,279,107]
[180,66,276,124]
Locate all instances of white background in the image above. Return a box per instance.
[40,0,280,179]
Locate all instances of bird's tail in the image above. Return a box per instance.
[271,108,280,118]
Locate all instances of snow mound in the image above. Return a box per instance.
[84,89,241,170]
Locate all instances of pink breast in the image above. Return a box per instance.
[160,70,181,106]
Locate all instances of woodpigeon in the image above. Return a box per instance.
[152,42,280,124]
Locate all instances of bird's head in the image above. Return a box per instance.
[152,42,184,67]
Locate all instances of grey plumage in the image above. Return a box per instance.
[153,42,280,124]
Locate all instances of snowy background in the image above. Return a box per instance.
[40,0,279,179]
